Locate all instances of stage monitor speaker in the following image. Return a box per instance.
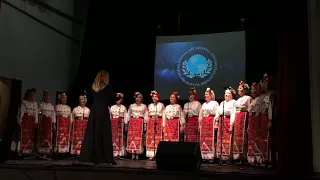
[156,141,202,172]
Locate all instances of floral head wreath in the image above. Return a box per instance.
[150,90,160,100]
[239,81,250,91]
[116,93,124,98]
[251,82,258,89]
[172,91,180,99]
[188,87,197,95]
[134,92,142,99]
[225,87,236,94]
[79,90,87,99]
[58,92,67,99]
[263,73,269,81]
[206,87,214,95]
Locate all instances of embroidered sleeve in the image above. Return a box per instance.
[143,104,149,123]
[179,105,185,125]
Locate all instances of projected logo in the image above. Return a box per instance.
[177,47,217,86]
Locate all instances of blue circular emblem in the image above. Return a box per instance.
[177,47,217,87]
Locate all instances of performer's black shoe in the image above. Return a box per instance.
[111,161,117,165]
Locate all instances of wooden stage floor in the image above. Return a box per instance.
[2,159,275,177]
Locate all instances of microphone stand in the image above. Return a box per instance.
[116,105,123,160]
[219,100,225,165]
[81,108,85,156]
[151,102,158,161]
[185,102,189,142]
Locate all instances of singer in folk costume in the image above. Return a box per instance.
[198,88,219,161]
[54,93,73,154]
[259,73,276,168]
[163,92,185,142]
[71,92,90,156]
[183,88,201,143]
[146,91,165,159]
[247,82,263,165]
[126,92,148,160]
[11,89,38,154]
[109,93,128,157]
[233,81,252,163]
[215,87,236,164]
[38,91,56,155]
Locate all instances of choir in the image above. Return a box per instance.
[10,73,276,167]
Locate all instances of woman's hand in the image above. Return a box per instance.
[229,126,233,133]
[267,121,272,130]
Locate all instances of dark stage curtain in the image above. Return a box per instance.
[276,1,313,176]
[0,79,21,162]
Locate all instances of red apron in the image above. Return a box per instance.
[146,117,163,158]
[260,112,269,163]
[216,116,232,156]
[233,111,247,157]
[126,117,144,152]
[184,116,199,142]
[70,117,88,155]
[55,116,71,153]
[20,114,36,154]
[163,118,179,142]
[247,113,256,160]
[38,115,53,155]
[111,117,125,156]
[199,115,215,160]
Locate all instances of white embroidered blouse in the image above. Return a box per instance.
[39,102,56,123]
[163,104,185,127]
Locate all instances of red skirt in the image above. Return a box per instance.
[216,116,232,156]
[233,111,247,155]
[70,118,88,155]
[254,114,262,156]
[199,115,215,160]
[184,116,199,142]
[146,117,163,158]
[260,112,269,162]
[111,117,125,156]
[126,117,144,151]
[163,118,179,142]
[20,114,36,154]
[247,113,256,158]
[55,116,71,153]
[38,115,53,155]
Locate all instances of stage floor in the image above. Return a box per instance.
[2,159,275,176]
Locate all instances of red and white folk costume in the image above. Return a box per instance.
[54,93,73,154]
[216,87,236,162]
[183,88,201,142]
[233,81,252,161]
[11,97,39,154]
[38,91,56,155]
[198,88,219,160]
[163,92,185,142]
[146,91,165,159]
[110,93,128,157]
[126,92,148,160]
[247,82,263,164]
[259,73,276,166]
[71,93,90,155]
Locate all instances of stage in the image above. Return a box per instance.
[0,159,279,180]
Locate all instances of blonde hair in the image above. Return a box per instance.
[92,70,109,92]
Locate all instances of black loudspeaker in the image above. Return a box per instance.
[156,141,202,172]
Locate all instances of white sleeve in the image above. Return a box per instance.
[143,105,149,123]
[179,106,185,125]
[123,106,129,124]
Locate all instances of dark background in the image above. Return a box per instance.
[69,2,278,107]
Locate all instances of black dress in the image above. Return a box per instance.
[79,84,116,163]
